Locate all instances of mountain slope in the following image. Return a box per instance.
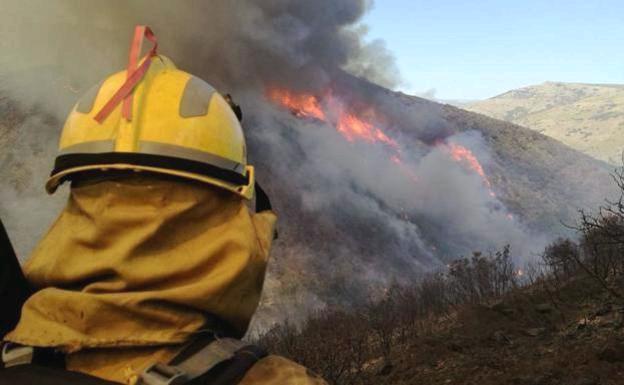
[248,74,617,329]
[466,82,624,164]
[259,252,624,385]
[0,75,618,331]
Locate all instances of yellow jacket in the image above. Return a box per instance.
[5,176,326,385]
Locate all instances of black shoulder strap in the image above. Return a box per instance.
[254,182,271,213]
[0,218,33,337]
[1,343,112,385]
[254,183,278,240]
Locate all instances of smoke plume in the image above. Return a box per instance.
[1,0,399,117]
[0,0,397,256]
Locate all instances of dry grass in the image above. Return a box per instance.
[466,82,624,164]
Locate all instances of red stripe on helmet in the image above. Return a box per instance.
[94,26,158,124]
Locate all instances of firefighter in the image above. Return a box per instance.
[0,26,326,385]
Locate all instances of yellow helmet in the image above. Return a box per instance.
[47,26,255,200]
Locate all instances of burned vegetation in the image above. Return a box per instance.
[256,165,624,385]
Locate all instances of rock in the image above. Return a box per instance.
[535,303,553,314]
[524,328,546,337]
[597,343,624,363]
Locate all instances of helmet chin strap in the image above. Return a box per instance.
[94,25,158,124]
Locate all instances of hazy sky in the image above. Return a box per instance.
[363,0,624,100]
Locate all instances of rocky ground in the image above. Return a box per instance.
[375,278,624,385]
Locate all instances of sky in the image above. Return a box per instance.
[363,0,624,100]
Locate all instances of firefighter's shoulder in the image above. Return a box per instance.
[240,355,327,385]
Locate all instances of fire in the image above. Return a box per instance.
[336,112,398,148]
[266,86,398,150]
[445,143,490,186]
[266,88,325,120]
[268,86,416,187]
[441,142,495,197]
[266,86,499,197]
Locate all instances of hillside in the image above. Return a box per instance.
[257,184,624,384]
[259,239,624,385]
[466,82,624,164]
[250,74,618,329]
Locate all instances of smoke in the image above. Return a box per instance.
[0,108,67,258]
[342,25,403,89]
[0,0,399,118]
[249,96,545,264]
[0,0,398,256]
[0,0,579,330]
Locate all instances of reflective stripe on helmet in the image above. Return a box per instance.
[59,141,245,175]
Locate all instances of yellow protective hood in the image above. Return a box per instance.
[5,176,276,352]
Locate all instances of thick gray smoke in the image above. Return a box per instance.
[0,0,398,256]
[248,96,545,262]
[1,0,398,117]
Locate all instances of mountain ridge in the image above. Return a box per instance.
[466,82,624,164]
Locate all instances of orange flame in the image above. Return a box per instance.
[442,142,495,197]
[266,88,325,120]
[265,86,514,226]
[446,143,489,184]
[336,112,398,148]
[266,86,398,150]
[266,87,496,197]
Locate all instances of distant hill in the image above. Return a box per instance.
[466,82,624,164]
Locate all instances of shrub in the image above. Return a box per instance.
[257,246,519,384]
